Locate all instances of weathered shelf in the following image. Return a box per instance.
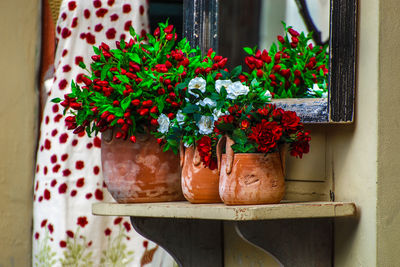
[92,201,356,221]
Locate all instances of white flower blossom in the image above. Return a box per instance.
[176,110,185,126]
[264,90,272,99]
[226,81,250,99]
[212,109,229,121]
[184,141,192,148]
[197,116,214,135]
[198,97,217,108]
[215,79,233,94]
[188,77,206,96]
[157,114,170,134]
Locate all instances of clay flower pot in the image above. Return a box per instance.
[218,137,285,205]
[180,144,222,203]
[101,129,184,203]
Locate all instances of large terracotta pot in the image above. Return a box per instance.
[180,144,222,203]
[218,137,285,205]
[101,130,184,203]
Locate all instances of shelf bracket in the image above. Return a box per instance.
[235,218,333,266]
[130,217,224,267]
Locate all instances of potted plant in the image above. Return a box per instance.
[215,103,311,205]
[52,22,197,203]
[242,23,329,99]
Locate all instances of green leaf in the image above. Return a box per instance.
[182,104,200,114]
[232,129,247,145]
[79,61,86,69]
[156,97,165,113]
[121,96,131,110]
[130,53,141,64]
[230,65,242,78]
[101,64,111,80]
[132,88,143,98]
[93,46,100,55]
[129,26,136,37]
[51,98,62,103]
[243,47,253,55]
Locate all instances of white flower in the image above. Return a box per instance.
[176,110,185,126]
[226,81,250,99]
[188,77,206,96]
[157,114,170,134]
[197,116,214,135]
[212,109,228,121]
[198,97,217,108]
[264,90,272,98]
[184,141,192,148]
[322,92,328,98]
[215,80,232,94]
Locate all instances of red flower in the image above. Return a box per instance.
[290,131,311,158]
[240,120,250,130]
[196,136,217,170]
[288,28,300,37]
[123,221,131,232]
[114,217,123,225]
[272,107,284,118]
[60,241,67,248]
[281,111,301,132]
[47,224,54,233]
[104,228,112,236]
[66,230,74,238]
[77,216,88,228]
[248,120,283,153]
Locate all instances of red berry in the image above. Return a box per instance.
[256,69,263,78]
[130,136,136,143]
[117,119,124,125]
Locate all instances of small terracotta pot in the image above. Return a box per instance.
[218,137,285,205]
[180,143,222,203]
[101,129,184,203]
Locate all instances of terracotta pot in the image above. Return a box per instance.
[218,137,285,205]
[180,144,222,203]
[101,129,184,203]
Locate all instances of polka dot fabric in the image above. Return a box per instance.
[33,1,174,266]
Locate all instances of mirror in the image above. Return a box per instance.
[183,0,357,123]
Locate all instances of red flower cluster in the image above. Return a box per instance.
[243,24,329,98]
[248,120,283,153]
[215,104,311,158]
[196,136,217,170]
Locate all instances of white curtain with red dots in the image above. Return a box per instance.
[33,1,175,266]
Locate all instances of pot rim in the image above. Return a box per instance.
[221,152,281,157]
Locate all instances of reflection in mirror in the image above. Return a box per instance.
[219,0,329,70]
[219,0,329,97]
[149,0,184,40]
[183,0,356,122]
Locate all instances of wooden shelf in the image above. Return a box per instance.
[92,201,356,221]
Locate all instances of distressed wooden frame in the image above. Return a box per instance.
[182,0,357,123]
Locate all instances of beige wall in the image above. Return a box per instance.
[0,0,39,265]
[377,0,400,266]
[331,0,379,265]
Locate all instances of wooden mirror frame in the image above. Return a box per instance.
[182,0,357,123]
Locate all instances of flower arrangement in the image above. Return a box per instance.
[215,103,311,158]
[242,23,329,98]
[162,53,272,169]
[53,21,314,169]
[52,22,194,152]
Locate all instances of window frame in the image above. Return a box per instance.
[182,0,357,123]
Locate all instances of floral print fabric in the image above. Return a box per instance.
[33,1,174,266]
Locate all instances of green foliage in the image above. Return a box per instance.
[243,23,329,98]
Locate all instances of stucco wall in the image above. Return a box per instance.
[331,0,379,265]
[377,0,400,266]
[0,0,39,265]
